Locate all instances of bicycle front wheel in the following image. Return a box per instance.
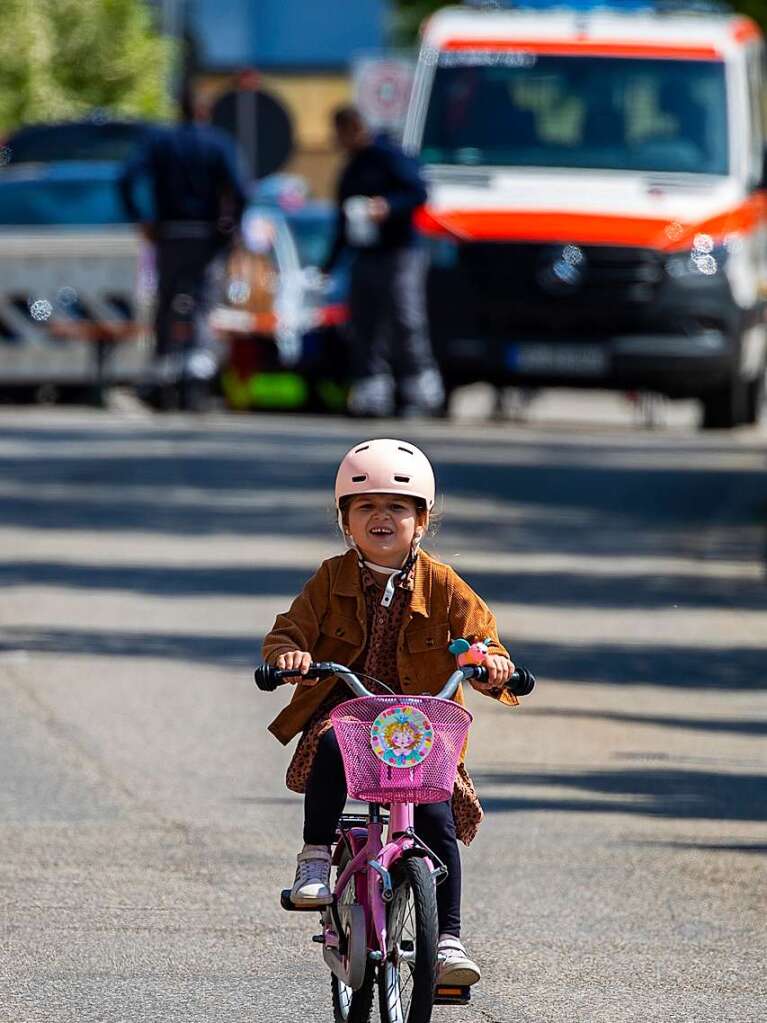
[378,857,438,1023]
[331,847,375,1023]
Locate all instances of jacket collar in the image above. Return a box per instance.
[333,548,432,618]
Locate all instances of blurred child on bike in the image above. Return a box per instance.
[262,439,517,986]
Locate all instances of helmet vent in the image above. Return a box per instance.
[354,445,370,453]
[398,446,413,454]
[352,474,367,482]
[394,475,411,483]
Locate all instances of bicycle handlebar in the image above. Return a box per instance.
[254,661,535,700]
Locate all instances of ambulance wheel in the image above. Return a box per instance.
[743,366,766,426]
[700,373,748,429]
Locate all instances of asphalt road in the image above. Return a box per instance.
[0,395,766,1023]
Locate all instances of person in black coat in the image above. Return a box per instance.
[323,106,443,417]
[120,86,247,410]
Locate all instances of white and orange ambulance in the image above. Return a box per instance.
[405,2,767,427]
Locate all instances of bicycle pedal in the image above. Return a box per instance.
[434,984,471,1006]
[279,889,326,912]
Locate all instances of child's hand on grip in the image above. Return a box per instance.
[471,655,515,693]
[275,650,318,685]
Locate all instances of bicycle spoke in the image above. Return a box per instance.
[400,972,414,1017]
[395,888,417,1019]
[384,968,405,1023]
[403,899,416,932]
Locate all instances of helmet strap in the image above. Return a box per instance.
[374,564,401,608]
[375,538,420,608]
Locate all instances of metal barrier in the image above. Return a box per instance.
[0,229,151,386]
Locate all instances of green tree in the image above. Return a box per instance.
[0,0,173,135]
[733,0,767,35]
[393,0,449,46]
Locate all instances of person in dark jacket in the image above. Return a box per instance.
[120,86,247,410]
[323,106,443,417]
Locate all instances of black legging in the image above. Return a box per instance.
[304,728,462,938]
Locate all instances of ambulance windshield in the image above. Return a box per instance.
[421,54,728,175]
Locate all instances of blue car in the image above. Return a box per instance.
[0,119,153,226]
[0,119,153,390]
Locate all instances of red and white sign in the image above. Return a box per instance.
[353,55,415,134]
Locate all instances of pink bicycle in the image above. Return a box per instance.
[254,657,535,1023]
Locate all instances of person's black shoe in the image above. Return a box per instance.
[137,383,179,412]
[179,379,212,413]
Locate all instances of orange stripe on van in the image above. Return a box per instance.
[442,38,722,60]
[415,195,767,252]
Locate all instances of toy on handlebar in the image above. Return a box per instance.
[448,637,536,700]
[448,636,492,667]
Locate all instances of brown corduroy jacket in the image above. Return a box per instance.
[264,548,517,746]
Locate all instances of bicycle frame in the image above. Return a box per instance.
[257,653,533,1010]
[329,800,431,962]
[320,662,464,983]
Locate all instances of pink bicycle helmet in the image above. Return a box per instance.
[335,439,435,510]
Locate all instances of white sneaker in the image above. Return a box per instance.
[437,935,481,986]
[400,368,445,413]
[290,844,332,907]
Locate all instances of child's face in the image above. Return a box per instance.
[346,493,423,567]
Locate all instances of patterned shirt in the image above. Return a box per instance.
[355,562,413,692]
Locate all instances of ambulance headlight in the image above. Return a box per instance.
[665,233,726,279]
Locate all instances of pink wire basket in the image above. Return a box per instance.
[330,695,473,804]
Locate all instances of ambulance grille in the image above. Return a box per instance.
[461,242,663,301]
[457,242,665,336]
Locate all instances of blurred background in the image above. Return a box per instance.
[1,0,766,424]
[0,3,766,1022]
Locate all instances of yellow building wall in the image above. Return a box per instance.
[198,72,352,198]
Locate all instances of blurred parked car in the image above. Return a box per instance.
[408,4,767,429]
[0,161,151,228]
[0,118,154,397]
[1,118,151,166]
[0,118,153,226]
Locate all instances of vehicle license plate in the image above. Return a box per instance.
[506,343,608,377]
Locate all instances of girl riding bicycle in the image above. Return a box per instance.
[263,438,517,987]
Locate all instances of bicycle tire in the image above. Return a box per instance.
[331,847,375,1023]
[378,857,438,1023]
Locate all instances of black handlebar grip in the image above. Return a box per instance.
[468,665,536,697]
[254,665,281,691]
[254,662,338,692]
[507,666,535,697]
